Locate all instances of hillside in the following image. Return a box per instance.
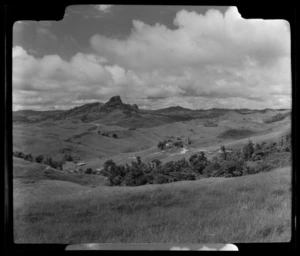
[12,95,292,244]
[13,109,64,122]
[12,96,291,164]
[14,163,291,243]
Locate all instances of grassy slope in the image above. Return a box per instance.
[13,157,107,187]
[13,165,291,244]
[12,108,290,157]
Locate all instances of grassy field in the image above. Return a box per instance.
[13,165,291,244]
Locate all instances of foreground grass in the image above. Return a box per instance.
[14,166,291,244]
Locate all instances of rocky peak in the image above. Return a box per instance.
[106,95,123,106]
[101,95,139,113]
[132,104,139,110]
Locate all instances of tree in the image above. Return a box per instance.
[55,160,64,170]
[63,154,73,162]
[174,141,183,148]
[220,145,227,160]
[44,157,53,167]
[103,159,117,176]
[112,133,118,139]
[84,168,93,174]
[189,152,208,174]
[35,155,44,164]
[242,140,255,160]
[135,156,142,165]
[255,143,262,151]
[13,151,25,159]
[24,153,33,162]
[151,159,162,169]
[157,141,165,150]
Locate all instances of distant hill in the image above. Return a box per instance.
[13,96,291,128]
[13,109,64,123]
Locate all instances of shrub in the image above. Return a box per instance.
[151,159,162,169]
[35,155,44,163]
[84,168,93,174]
[63,154,73,162]
[103,159,117,177]
[157,141,165,150]
[255,143,262,151]
[189,152,208,174]
[222,160,244,177]
[24,154,34,162]
[174,141,183,148]
[112,133,118,139]
[202,161,221,177]
[52,160,64,170]
[220,145,227,160]
[242,140,255,160]
[252,162,275,173]
[154,174,170,184]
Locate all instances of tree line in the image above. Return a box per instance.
[103,134,291,186]
[13,152,75,171]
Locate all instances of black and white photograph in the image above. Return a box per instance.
[12,4,292,246]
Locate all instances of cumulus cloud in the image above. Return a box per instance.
[90,7,290,70]
[13,7,291,110]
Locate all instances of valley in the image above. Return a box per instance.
[12,96,292,244]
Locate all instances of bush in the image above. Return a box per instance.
[103,159,117,177]
[222,160,244,177]
[84,168,93,174]
[220,145,227,160]
[174,141,183,148]
[252,162,275,173]
[157,141,165,150]
[189,152,208,174]
[13,151,24,158]
[202,161,221,177]
[63,154,73,162]
[242,140,255,160]
[24,154,34,162]
[154,174,170,184]
[35,155,44,163]
[112,133,118,139]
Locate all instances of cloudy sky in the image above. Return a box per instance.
[13,5,291,111]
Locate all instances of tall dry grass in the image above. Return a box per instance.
[13,166,291,244]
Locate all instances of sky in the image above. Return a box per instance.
[12,5,291,111]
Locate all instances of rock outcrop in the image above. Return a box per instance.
[100,96,139,113]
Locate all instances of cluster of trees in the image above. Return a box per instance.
[13,151,65,170]
[102,156,198,186]
[203,135,291,177]
[13,152,81,171]
[98,130,118,139]
[103,134,291,186]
